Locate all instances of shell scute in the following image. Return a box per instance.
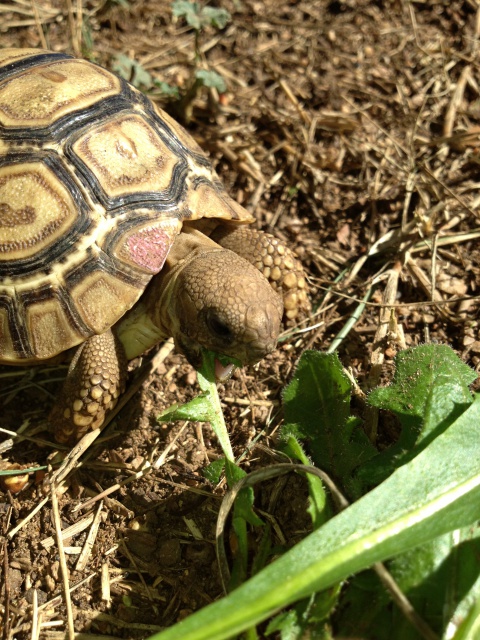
[70,113,186,207]
[0,59,121,129]
[0,160,81,261]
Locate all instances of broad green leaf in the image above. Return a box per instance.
[338,526,480,639]
[452,594,480,640]
[281,351,375,493]
[147,395,480,640]
[369,344,475,436]
[359,344,476,485]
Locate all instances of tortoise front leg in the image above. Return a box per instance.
[210,225,310,322]
[50,329,127,444]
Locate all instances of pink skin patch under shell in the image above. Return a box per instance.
[126,226,173,273]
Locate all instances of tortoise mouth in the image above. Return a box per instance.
[174,333,275,375]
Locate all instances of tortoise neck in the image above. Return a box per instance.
[115,302,167,360]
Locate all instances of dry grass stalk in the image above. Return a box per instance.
[75,501,104,571]
[50,487,75,639]
[41,512,95,550]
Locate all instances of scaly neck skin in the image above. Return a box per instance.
[115,301,167,360]
[115,229,222,361]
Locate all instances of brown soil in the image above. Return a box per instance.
[1,1,479,638]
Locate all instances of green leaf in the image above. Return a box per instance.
[112,53,152,89]
[452,593,480,640]
[338,525,480,639]
[281,434,328,529]
[390,527,480,637]
[172,1,230,31]
[172,1,201,30]
[266,593,335,639]
[281,351,375,493]
[195,69,227,93]
[201,6,231,29]
[153,80,180,98]
[358,344,476,485]
[203,458,225,483]
[157,394,215,423]
[369,344,476,435]
[147,394,480,640]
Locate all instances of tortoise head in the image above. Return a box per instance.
[151,247,283,370]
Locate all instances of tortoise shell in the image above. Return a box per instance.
[0,48,252,363]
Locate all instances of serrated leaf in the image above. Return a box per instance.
[369,344,476,429]
[281,351,375,491]
[358,344,477,485]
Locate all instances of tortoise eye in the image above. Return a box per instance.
[207,315,233,341]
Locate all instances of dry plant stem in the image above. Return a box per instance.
[31,588,39,640]
[279,78,312,128]
[2,507,12,640]
[101,563,111,604]
[50,487,75,640]
[71,423,188,514]
[365,262,402,442]
[7,496,49,540]
[65,0,81,56]
[37,573,96,613]
[430,234,438,301]
[313,284,480,311]
[406,259,452,320]
[443,65,471,138]
[47,429,101,489]
[373,563,439,640]
[30,0,47,49]
[41,512,95,549]
[346,94,479,223]
[75,501,104,572]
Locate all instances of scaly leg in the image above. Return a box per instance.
[50,329,127,444]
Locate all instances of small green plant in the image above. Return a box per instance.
[113,54,180,99]
[171,0,231,121]
[148,344,480,640]
[111,3,230,117]
[172,1,230,32]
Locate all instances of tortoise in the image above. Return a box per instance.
[0,48,309,444]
